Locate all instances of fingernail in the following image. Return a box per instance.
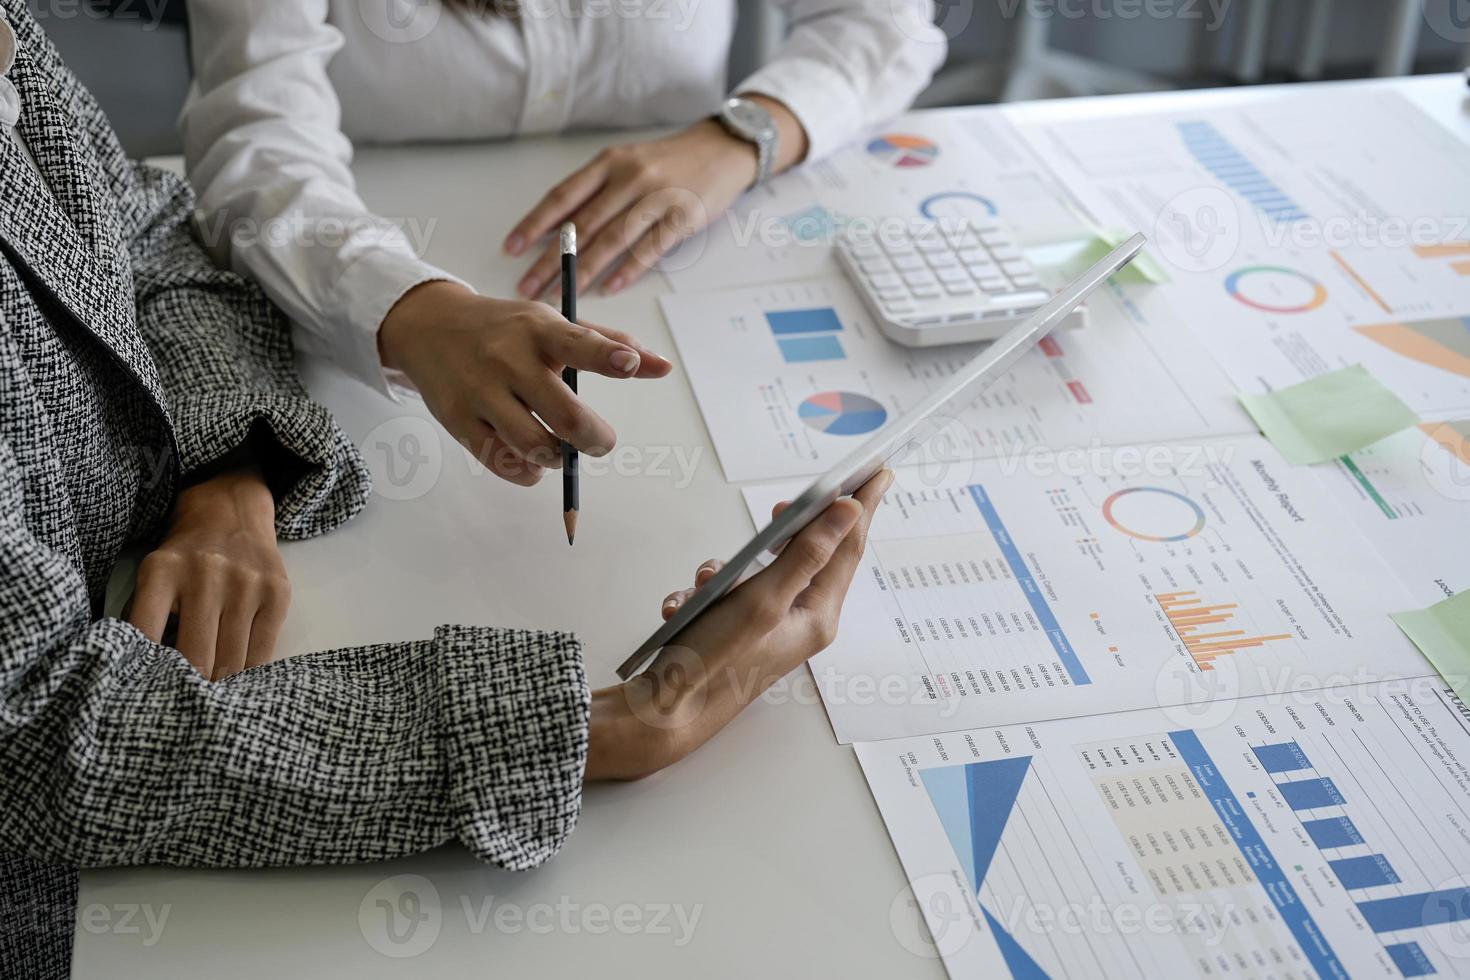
[605,275,625,294]
[505,234,525,255]
[663,597,681,611]
[610,350,640,374]
[878,469,896,493]
[518,279,537,297]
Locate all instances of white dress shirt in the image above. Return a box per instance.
[181,0,946,397]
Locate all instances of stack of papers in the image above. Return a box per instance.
[656,87,1470,978]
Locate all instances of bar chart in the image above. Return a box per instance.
[1251,734,1470,978]
[1177,120,1309,224]
[859,681,1470,980]
[1155,590,1295,671]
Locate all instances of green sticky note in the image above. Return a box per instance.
[1392,592,1470,701]
[1238,365,1419,465]
[1050,227,1169,286]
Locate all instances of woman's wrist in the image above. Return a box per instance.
[740,93,809,174]
[585,667,718,781]
[173,462,276,537]
[378,279,476,378]
[700,94,809,187]
[586,685,672,781]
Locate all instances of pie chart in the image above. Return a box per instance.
[866,134,939,169]
[799,391,888,436]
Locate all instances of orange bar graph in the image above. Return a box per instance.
[1413,243,1470,260]
[1156,591,1293,671]
[1453,260,1470,278]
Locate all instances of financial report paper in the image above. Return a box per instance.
[742,436,1432,743]
[856,678,1470,980]
[1318,417,1470,606]
[665,276,1250,483]
[1015,90,1470,418]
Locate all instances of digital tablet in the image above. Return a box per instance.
[615,233,1147,680]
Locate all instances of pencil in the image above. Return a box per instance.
[560,223,578,545]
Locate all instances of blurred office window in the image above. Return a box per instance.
[24,0,1470,158]
[24,0,189,157]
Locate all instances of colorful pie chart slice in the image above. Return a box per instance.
[866,134,939,169]
[799,391,888,437]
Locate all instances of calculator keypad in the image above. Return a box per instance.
[838,219,1051,331]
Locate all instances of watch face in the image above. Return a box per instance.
[724,98,775,140]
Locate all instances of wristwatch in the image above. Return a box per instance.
[716,96,778,187]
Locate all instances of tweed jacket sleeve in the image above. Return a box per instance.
[0,431,591,871]
[35,0,366,539]
[0,0,592,879]
[117,154,371,539]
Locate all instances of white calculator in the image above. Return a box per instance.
[835,218,1087,347]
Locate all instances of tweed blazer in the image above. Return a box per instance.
[0,4,590,976]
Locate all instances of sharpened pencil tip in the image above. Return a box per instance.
[563,509,578,546]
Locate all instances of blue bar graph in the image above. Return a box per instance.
[1386,942,1436,977]
[765,308,843,336]
[1253,741,1313,774]
[1360,888,1470,934]
[1279,777,1346,811]
[969,486,1090,686]
[1170,731,1347,979]
[776,336,845,363]
[1330,854,1400,890]
[1177,121,1309,224]
[1303,817,1365,849]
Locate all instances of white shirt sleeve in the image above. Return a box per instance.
[735,0,948,163]
[181,0,464,399]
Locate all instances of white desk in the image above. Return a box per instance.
[74,75,1470,979]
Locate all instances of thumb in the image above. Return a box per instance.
[755,498,862,609]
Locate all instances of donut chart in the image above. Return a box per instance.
[799,391,889,437]
[866,134,939,169]
[919,191,999,221]
[1102,487,1207,543]
[1225,266,1328,314]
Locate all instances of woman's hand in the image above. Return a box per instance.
[126,463,290,680]
[505,95,809,298]
[379,280,673,486]
[586,469,893,780]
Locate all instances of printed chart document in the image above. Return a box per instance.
[661,109,1088,293]
[1016,91,1470,417]
[856,678,1470,980]
[1319,418,1470,605]
[664,276,1249,483]
[742,436,1431,743]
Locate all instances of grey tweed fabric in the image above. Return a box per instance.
[0,4,591,977]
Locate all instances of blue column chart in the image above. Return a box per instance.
[1251,732,1470,978]
[1177,120,1310,224]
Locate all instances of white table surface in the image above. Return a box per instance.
[73,74,1470,979]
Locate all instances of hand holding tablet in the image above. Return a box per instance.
[617,233,1148,680]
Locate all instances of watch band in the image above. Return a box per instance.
[718,97,778,188]
[753,129,774,186]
